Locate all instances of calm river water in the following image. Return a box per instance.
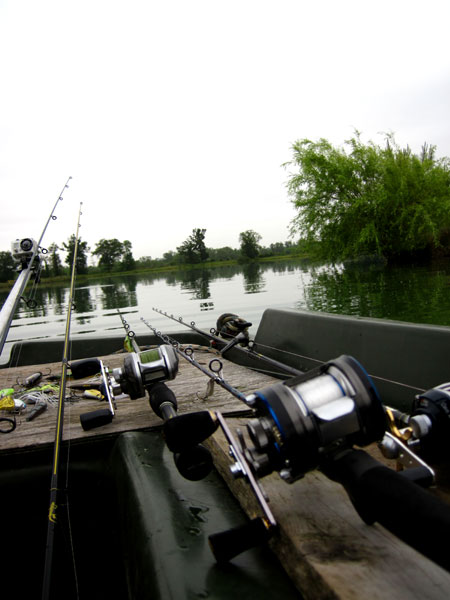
[2,257,450,360]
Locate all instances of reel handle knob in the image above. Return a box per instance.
[70,358,101,380]
[80,409,113,431]
[163,411,219,453]
[208,517,274,563]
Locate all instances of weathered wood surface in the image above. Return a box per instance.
[206,419,450,600]
[0,347,271,451]
[2,348,450,599]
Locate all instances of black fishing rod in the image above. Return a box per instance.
[42,201,82,600]
[0,176,72,357]
[141,317,249,404]
[152,307,303,378]
[147,348,450,572]
[116,308,140,353]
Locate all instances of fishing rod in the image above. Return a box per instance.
[0,176,72,357]
[42,200,81,600]
[152,307,303,378]
[141,317,249,404]
[116,308,141,353]
[145,348,450,572]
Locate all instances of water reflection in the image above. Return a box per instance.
[179,268,212,300]
[301,260,450,325]
[98,278,138,310]
[242,263,266,294]
[3,258,450,351]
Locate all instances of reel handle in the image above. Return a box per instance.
[324,448,450,572]
[80,408,113,431]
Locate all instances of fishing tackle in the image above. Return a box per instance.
[42,198,79,600]
[75,346,214,480]
[74,345,179,430]
[0,176,72,358]
[380,381,450,464]
[152,308,303,378]
[141,344,450,573]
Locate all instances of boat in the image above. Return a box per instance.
[1,304,450,599]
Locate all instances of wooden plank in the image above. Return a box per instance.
[0,347,278,452]
[205,418,450,600]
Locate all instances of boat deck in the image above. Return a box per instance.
[1,347,450,599]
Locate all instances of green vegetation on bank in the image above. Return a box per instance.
[0,229,304,286]
[2,131,450,288]
[285,132,450,262]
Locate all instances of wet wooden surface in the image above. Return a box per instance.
[2,346,450,599]
[0,346,269,451]
[206,419,450,600]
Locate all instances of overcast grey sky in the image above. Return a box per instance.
[1,0,449,261]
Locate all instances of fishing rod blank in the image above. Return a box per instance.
[42,201,81,600]
[152,307,303,378]
[0,177,72,357]
[141,317,249,404]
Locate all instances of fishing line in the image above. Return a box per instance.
[42,201,82,600]
[141,317,248,404]
[255,341,427,393]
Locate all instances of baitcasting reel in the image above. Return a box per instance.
[381,381,450,464]
[162,354,448,565]
[72,345,179,430]
[72,344,213,480]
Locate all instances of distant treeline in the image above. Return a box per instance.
[0,230,304,283]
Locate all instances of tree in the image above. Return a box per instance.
[177,229,209,263]
[285,132,450,261]
[239,230,262,259]
[0,251,16,282]
[62,235,89,274]
[121,240,135,271]
[48,243,63,277]
[93,238,125,271]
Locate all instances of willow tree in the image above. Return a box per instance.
[285,133,450,261]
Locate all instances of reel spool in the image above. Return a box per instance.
[162,355,387,561]
[113,345,178,400]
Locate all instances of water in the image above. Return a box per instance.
[2,258,450,360]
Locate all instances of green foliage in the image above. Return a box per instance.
[92,238,135,271]
[177,229,209,263]
[0,251,16,282]
[62,235,90,274]
[285,132,450,261]
[47,243,63,277]
[239,230,262,259]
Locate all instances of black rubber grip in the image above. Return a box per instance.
[80,409,113,431]
[163,411,218,453]
[147,382,178,418]
[70,358,101,380]
[324,449,450,572]
[209,518,273,563]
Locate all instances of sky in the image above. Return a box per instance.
[1,0,449,262]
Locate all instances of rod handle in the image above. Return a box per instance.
[147,382,178,418]
[80,408,113,431]
[163,411,219,452]
[70,358,101,379]
[173,444,213,481]
[208,517,274,563]
[324,449,450,572]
